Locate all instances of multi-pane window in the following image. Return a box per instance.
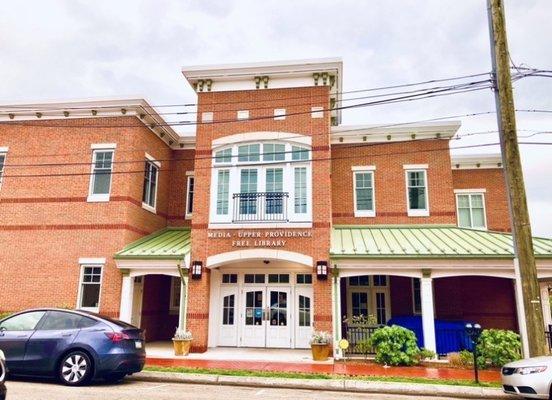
[142,160,159,209]
[292,146,309,161]
[263,144,285,162]
[215,148,232,163]
[216,170,230,215]
[349,276,369,286]
[186,176,195,217]
[238,144,260,162]
[296,274,313,284]
[351,292,369,317]
[412,278,422,315]
[240,169,258,214]
[89,150,113,200]
[298,295,311,327]
[222,274,238,284]
[354,171,375,216]
[457,193,486,229]
[0,152,5,189]
[294,167,307,214]
[268,274,289,284]
[266,168,283,214]
[406,170,428,215]
[222,295,235,325]
[169,277,181,312]
[244,274,265,284]
[78,265,102,311]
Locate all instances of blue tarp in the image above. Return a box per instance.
[387,316,474,354]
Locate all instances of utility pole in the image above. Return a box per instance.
[486,0,547,357]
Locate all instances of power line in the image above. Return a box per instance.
[1,140,549,179]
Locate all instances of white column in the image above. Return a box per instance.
[420,276,437,354]
[332,270,343,359]
[540,282,552,329]
[513,259,530,358]
[178,277,189,330]
[119,274,134,323]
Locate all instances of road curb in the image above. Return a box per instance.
[130,370,513,399]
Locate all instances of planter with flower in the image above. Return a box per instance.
[172,328,193,356]
[309,331,332,361]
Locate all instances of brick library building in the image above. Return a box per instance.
[1,59,551,356]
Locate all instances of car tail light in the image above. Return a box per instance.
[105,332,130,343]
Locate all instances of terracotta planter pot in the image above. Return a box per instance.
[311,343,331,361]
[173,339,192,356]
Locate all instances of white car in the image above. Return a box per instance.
[502,356,552,399]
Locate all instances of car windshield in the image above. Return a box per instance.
[78,310,136,329]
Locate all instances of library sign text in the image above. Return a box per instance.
[207,230,312,247]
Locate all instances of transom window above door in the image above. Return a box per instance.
[211,141,312,226]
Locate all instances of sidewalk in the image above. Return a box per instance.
[146,357,501,383]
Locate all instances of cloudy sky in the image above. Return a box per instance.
[1,0,550,235]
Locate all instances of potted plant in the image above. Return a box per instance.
[310,331,332,361]
[172,328,193,356]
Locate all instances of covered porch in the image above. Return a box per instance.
[330,225,552,358]
[114,227,191,342]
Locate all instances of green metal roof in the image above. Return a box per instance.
[331,225,552,259]
[114,227,191,260]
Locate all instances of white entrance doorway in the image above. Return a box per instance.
[212,271,313,349]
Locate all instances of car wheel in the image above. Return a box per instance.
[59,351,92,386]
[104,372,127,383]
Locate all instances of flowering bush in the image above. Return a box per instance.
[310,331,332,345]
[368,325,421,366]
[173,328,193,341]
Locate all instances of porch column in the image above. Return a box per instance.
[332,267,343,359]
[513,262,530,358]
[540,282,552,329]
[420,272,437,354]
[178,277,189,330]
[119,273,134,323]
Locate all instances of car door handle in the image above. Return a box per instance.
[61,333,73,337]
[17,334,28,338]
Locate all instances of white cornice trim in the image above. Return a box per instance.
[351,165,376,171]
[212,131,312,147]
[451,154,503,170]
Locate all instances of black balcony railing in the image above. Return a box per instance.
[232,192,289,223]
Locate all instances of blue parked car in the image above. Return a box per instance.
[0,308,145,385]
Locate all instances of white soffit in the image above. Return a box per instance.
[451,154,503,170]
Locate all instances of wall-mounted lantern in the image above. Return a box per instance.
[316,261,328,280]
[191,261,203,280]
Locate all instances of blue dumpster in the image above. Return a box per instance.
[387,316,473,354]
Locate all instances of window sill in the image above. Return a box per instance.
[354,211,376,218]
[407,210,430,217]
[87,194,110,203]
[185,213,193,220]
[142,202,157,214]
[208,222,313,229]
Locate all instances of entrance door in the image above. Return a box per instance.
[294,287,313,348]
[219,286,238,346]
[241,288,266,347]
[266,287,291,348]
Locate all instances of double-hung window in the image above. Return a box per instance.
[216,170,230,215]
[186,174,195,218]
[353,166,375,217]
[405,166,429,216]
[456,192,486,229]
[78,263,103,312]
[88,145,115,202]
[0,148,7,190]
[142,156,159,212]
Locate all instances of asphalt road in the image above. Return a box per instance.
[5,378,485,400]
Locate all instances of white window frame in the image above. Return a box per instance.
[0,147,8,190]
[185,172,195,219]
[76,261,104,313]
[210,141,312,226]
[274,108,286,120]
[454,189,487,230]
[352,166,376,217]
[142,153,160,213]
[87,145,115,203]
[404,166,429,217]
[169,276,181,314]
[412,278,422,315]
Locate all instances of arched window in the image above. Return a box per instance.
[210,141,312,225]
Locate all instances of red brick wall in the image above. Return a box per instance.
[331,140,457,225]
[0,117,170,316]
[188,86,333,350]
[452,169,511,232]
[167,149,195,227]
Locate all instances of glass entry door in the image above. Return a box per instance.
[240,287,291,348]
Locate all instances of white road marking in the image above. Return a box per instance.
[144,383,172,390]
[255,389,266,395]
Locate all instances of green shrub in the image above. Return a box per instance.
[368,325,421,366]
[476,329,521,368]
[459,350,474,367]
[417,348,436,361]
[355,338,374,358]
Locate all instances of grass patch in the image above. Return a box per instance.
[144,366,500,388]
